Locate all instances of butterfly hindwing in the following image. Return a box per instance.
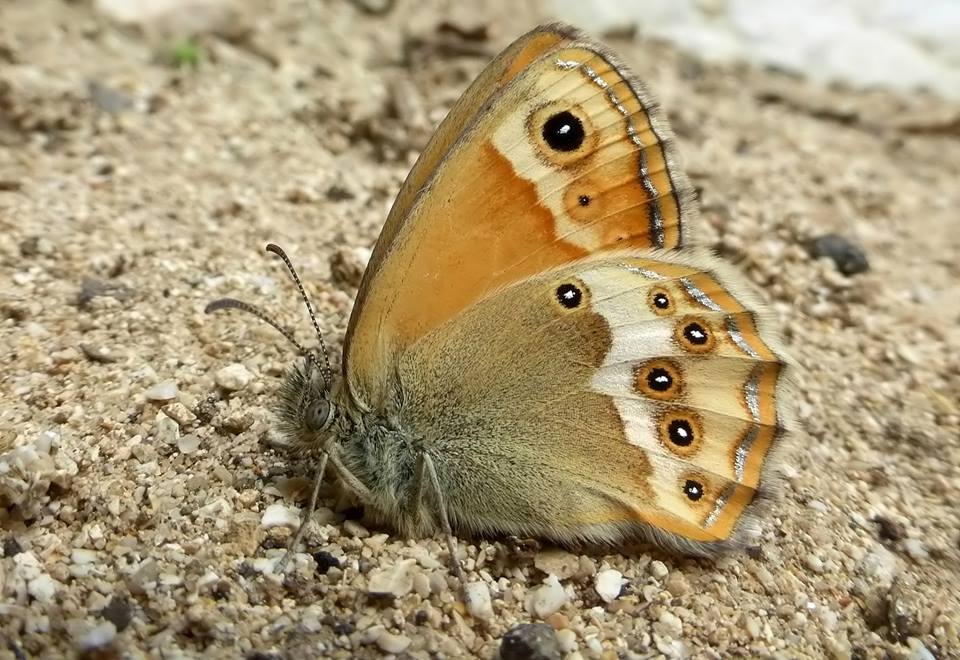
[395,251,789,551]
[344,25,697,411]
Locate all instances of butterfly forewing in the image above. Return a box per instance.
[344,25,696,412]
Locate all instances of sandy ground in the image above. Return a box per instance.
[1,1,959,658]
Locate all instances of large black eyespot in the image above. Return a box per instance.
[555,283,582,309]
[683,479,704,501]
[683,322,709,345]
[668,419,694,447]
[647,368,673,392]
[542,111,585,152]
[653,293,670,309]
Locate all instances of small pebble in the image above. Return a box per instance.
[500,623,562,660]
[872,515,906,541]
[465,581,494,620]
[649,560,669,579]
[654,610,683,638]
[215,363,252,391]
[343,520,370,538]
[367,559,416,598]
[807,499,828,512]
[77,622,117,650]
[100,597,133,632]
[858,545,899,587]
[144,380,178,401]
[906,637,936,660]
[260,503,300,529]
[530,575,568,619]
[665,572,690,597]
[556,628,578,653]
[376,630,411,654]
[808,234,869,276]
[594,569,624,603]
[154,411,180,444]
[3,537,23,557]
[534,549,580,580]
[28,574,57,602]
[70,549,99,564]
[330,246,372,289]
[744,614,762,639]
[177,433,201,454]
[312,551,340,575]
[900,538,929,561]
[804,554,825,573]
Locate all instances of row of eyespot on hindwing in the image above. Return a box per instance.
[552,277,759,509]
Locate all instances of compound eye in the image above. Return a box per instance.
[306,399,334,431]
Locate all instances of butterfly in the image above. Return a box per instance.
[208,23,791,584]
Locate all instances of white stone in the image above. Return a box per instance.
[530,574,568,618]
[465,581,494,620]
[595,569,624,603]
[78,622,117,649]
[215,363,252,391]
[144,380,178,401]
[907,637,936,660]
[261,503,301,529]
[807,499,828,512]
[557,629,578,653]
[367,559,417,598]
[27,574,57,602]
[649,560,669,579]
[858,545,899,587]
[655,610,683,638]
[177,433,201,454]
[153,411,180,444]
[70,549,100,565]
[901,538,929,561]
[376,630,411,654]
[805,554,825,573]
[343,520,370,538]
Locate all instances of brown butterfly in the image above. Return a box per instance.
[208,23,791,585]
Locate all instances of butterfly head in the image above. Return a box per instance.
[206,243,341,447]
[275,353,343,449]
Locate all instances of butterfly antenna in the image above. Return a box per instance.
[264,243,334,387]
[204,298,326,379]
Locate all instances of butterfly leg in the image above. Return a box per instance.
[415,452,470,601]
[276,450,328,573]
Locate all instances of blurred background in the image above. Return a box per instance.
[555,0,960,100]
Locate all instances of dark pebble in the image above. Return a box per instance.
[808,234,870,276]
[312,550,341,575]
[212,579,232,600]
[872,515,906,542]
[100,597,133,632]
[3,536,24,557]
[332,620,354,636]
[77,278,133,309]
[499,623,561,660]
